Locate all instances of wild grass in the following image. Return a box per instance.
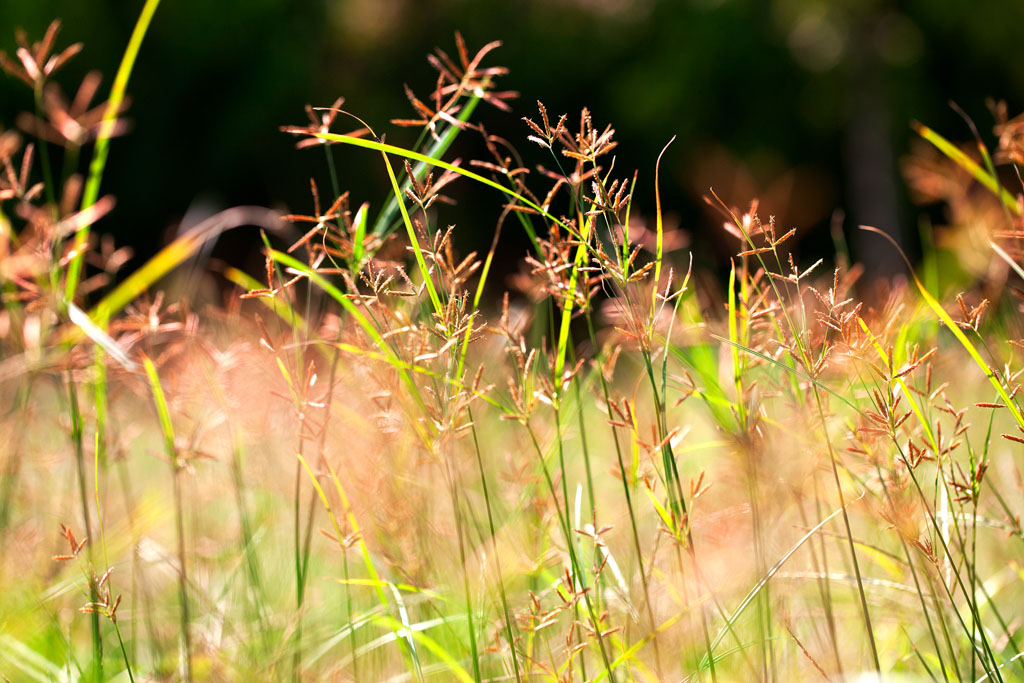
[2,14,1024,683]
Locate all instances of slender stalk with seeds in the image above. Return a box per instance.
[63,373,103,681]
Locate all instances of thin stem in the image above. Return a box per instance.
[524,421,617,681]
[467,408,523,682]
[66,373,103,680]
[584,311,663,676]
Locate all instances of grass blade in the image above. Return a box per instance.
[65,0,164,301]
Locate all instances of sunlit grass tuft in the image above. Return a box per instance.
[2,15,1024,683]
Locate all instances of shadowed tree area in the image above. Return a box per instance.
[2,0,1023,280]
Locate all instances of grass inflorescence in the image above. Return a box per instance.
[2,15,1024,683]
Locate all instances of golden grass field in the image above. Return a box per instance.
[2,10,1024,682]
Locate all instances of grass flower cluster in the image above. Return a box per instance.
[2,11,1024,682]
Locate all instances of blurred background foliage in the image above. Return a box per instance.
[2,0,1023,284]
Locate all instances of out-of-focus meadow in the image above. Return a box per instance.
[2,2,1024,682]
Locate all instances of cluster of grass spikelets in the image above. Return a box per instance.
[3,9,1024,683]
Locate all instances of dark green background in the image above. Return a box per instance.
[2,0,1022,284]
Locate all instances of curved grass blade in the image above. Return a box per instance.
[368,94,480,238]
[912,122,1020,217]
[860,225,1024,430]
[67,302,137,372]
[650,137,674,316]
[378,146,442,315]
[699,504,848,668]
[141,354,192,681]
[554,215,592,386]
[65,0,164,301]
[351,201,369,268]
[90,207,284,325]
[312,132,589,245]
[371,614,471,682]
